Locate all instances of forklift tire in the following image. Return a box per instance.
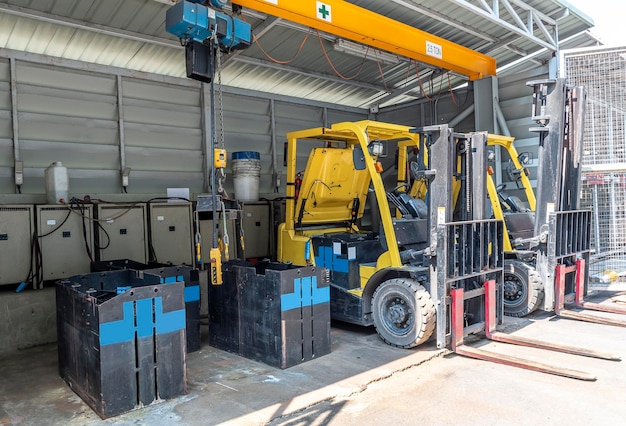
[372,278,436,348]
[503,260,544,317]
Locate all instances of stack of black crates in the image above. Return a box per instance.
[208,260,331,369]
[56,269,187,419]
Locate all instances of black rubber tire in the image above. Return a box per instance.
[503,259,544,317]
[371,278,436,348]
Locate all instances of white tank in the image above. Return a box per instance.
[44,161,69,204]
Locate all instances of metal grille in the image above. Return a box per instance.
[564,47,626,287]
[580,173,626,283]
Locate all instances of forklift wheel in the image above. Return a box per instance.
[372,278,436,348]
[503,260,544,317]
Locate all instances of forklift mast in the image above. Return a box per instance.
[528,79,587,234]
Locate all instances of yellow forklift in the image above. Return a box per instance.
[277,121,496,348]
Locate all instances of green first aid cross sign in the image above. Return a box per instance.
[316,1,332,22]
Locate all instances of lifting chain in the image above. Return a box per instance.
[216,47,225,151]
[214,42,227,197]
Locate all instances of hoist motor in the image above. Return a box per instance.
[166,0,251,82]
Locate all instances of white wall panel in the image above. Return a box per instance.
[122,100,200,129]
[123,122,201,151]
[18,113,118,145]
[123,80,200,106]
[125,146,203,172]
[15,62,116,94]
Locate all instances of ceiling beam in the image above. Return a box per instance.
[391,0,495,43]
[448,0,558,51]
[0,3,180,49]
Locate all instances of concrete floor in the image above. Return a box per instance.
[2,292,626,426]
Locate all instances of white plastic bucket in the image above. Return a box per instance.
[44,161,69,204]
[231,151,261,202]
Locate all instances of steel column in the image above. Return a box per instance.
[9,57,20,192]
[116,75,126,192]
[473,76,498,133]
[270,99,278,192]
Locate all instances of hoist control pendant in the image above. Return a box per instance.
[209,247,223,285]
[214,148,227,169]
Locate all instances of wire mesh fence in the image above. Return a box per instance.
[564,47,626,287]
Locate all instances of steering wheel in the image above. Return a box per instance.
[391,183,410,193]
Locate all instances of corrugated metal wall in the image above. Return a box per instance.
[0,53,367,199]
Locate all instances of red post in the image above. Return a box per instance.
[484,280,497,338]
[554,264,566,314]
[574,258,585,307]
[450,288,465,351]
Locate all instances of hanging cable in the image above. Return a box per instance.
[194,209,202,268]
[239,202,246,256]
[434,69,446,100]
[447,72,459,108]
[74,199,94,263]
[373,50,390,92]
[221,200,230,261]
[414,61,433,101]
[255,30,311,64]
[403,60,412,89]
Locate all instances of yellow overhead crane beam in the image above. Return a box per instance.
[234,0,496,80]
